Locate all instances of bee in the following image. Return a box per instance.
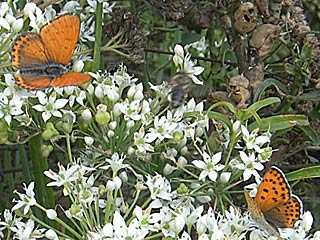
[169,73,192,108]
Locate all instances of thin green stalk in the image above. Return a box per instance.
[65,133,73,164]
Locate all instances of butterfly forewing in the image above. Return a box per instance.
[40,14,80,65]
[244,190,281,238]
[11,33,49,68]
[254,167,291,213]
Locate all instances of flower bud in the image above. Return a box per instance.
[42,122,59,140]
[56,112,75,134]
[41,144,53,158]
[11,18,23,32]
[84,136,94,146]
[109,121,117,130]
[73,60,84,72]
[126,120,134,129]
[163,163,175,175]
[106,180,115,191]
[0,119,9,144]
[113,176,122,189]
[107,130,114,138]
[173,131,183,142]
[46,209,57,220]
[45,229,58,239]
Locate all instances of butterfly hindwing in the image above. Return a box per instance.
[11,33,49,68]
[40,14,80,65]
[254,167,291,213]
[15,75,52,90]
[51,72,91,88]
[264,195,302,228]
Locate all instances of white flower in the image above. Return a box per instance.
[241,125,270,154]
[172,44,204,85]
[220,172,231,183]
[146,174,173,205]
[0,209,18,233]
[196,208,224,239]
[23,3,44,31]
[94,82,120,102]
[86,0,114,14]
[235,151,264,181]
[185,37,207,52]
[301,211,313,232]
[148,116,177,141]
[134,206,161,232]
[0,96,24,125]
[100,152,129,174]
[33,91,68,122]
[62,1,80,12]
[12,182,37,215]
[0,2,10,30]
[192,152,225,181]
[72,60,85,72]
[69,89,86,107]
[127,82,144,101]
[44,164,78,195]
[11,219,45,239]
[113,211,148,240]
[134,127,156,154]
[118,100,142,121]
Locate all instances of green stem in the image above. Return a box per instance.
[92,1,103,71]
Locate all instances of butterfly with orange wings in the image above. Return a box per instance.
[11,14,91,90]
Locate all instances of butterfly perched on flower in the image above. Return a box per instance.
[11,14,91,90]
[244,166,302,239]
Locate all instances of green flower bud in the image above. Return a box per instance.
[173,131,183,142]
[56,113,75,134]
[42,122,59,140]
[41,144,53,158]
[0,119,9,144]
[177,183,188,194]
[70,204,81,216]
[95,111,110,125]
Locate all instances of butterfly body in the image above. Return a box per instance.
[245,166,302,239]
[19,62,68,78]
[11,14,91,90]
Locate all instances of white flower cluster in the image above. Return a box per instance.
[0,65,318,239]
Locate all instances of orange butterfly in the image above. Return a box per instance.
[11,14,91,90]
[244,166,302,239]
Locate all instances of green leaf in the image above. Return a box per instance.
[248,114,309,131]
[207,111,233,130]
[286,166,320,181]
[297,89,320,101]
[253,78,288,102]
[298,125,320,144]
[240,97,281,121]
[208,101,237,114]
